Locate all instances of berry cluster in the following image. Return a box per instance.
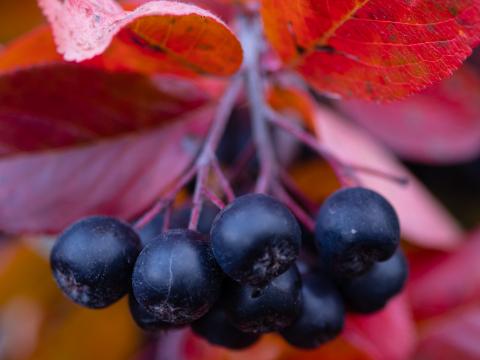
[50,187,407,351]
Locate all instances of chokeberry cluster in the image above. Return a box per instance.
[50,187,407,351]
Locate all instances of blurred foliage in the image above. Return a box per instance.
[406,158,480,228]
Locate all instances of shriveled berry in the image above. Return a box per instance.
[129,293,177,332]
[340,250,408,313]
[132,229,223,325]
[50,216,140,309]
[211,194,301,286]
[315,187,400,277]
[281,273,345,349]
[192,303,260,350]
[224,265,302,334]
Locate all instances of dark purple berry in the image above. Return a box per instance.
[281,272,345,349]
[50,216,141,309]
[211,194,301,286]
[192,303,260,350]
[129,293,178,332]
[315,187,400,277]
[340,250,408,313]
[132,229,223,325]
[224,265,302,334]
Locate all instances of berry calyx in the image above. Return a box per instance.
[211,193,301,286]
[192,303,260,350]
[132,229,223,325]
[315,187,400,277]
[50,216,141,309]
[281,272,345,349]
[339,250,408,313]
[224,265,302,334]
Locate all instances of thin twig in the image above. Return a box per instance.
[227,141,256,181]
[273,183,315,232]
[279,170,318,213]
[188,75,243,230]
[240,16,277,193]
[265,107,409,187]
[134,166,197,229]
[211,157,236,202]
[203,187,226,209]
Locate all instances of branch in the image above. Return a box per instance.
[239,16,277,194]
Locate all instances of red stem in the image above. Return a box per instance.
[202,187,226,209]
[273,183,315,232]
[211,157,236,202]
[264,107,358,186]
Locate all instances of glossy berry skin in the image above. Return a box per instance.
[281,272,345,349]
[211,194,301,286]
[224,265,302,334]
[340,250,408,313]
[50,216,141,309]
[132,229,223,325]
[192,303,260,350]
[315,187,400,277]
[128,293,178,332]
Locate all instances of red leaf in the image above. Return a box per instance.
[338,66,480,164]
[313,105,463,249]
[38,0,243,76]
[415,305,480,360]
[261,0,480,101]
[409,229,480,320]
[0,65,213,233]
[344,296,417,360]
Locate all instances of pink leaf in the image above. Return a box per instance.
[338,66,480,164]
[314,106,463,249]
[344,295,417,360]
[409,229,480,320]
[415,305,480,360]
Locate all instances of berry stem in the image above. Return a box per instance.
[273,183,316,232]
[202,187,226,209]
[279,170,318,213]
[211,157,236,202]
[134,166,196,229]
[189,75,243,230]
[240,16,277,194]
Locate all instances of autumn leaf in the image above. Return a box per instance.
[261,0,480,101]
[408,229,480,321]
[338,66,480,164]
[38,0,243,76]
[0,64,214,234]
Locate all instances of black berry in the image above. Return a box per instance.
[132,229,223,325]
[281,272,345,349]
[315,187,400,277]
[211,193,301,286]
[224,265,302,334]
[192,303,260,350]
[129,293,178,332]
[50,216,140,309]
[340,250,408,313]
